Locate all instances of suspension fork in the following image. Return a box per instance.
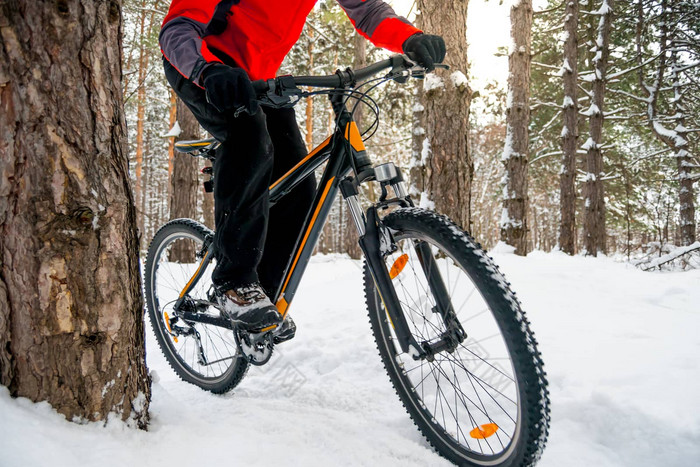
[355,204,425,358]
[413,241,467,342]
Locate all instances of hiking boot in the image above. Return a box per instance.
[273,315,297,344]
[217,283,282,330]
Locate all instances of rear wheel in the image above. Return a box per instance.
[144,219,248,393]
[364,208,549,466]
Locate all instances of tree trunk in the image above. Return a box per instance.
[169,99,200,261]
[353,31,367,130]
[500,0,532,255]
[0,0,149,426]
[638,0,696,246]
[412,0,472,231]
[672,64,696,245]
[134,0,153,241]
[559,0,579,255]
[305,27,314,151]
[339,31,368,260]
[201,159,215,230]
[582,0,612,256]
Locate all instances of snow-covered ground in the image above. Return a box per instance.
[2,251,699,466]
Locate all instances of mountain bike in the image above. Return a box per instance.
[144,54,550,466]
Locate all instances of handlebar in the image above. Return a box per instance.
[245,54,448,111]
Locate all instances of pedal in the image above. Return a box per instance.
[233,327,274,366]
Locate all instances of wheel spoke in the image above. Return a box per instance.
[145,223,247,393]
[368,210,538,460]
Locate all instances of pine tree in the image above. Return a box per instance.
[0,0,149,426]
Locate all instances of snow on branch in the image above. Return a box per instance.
[636,242,700,271]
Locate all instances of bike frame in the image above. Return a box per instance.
[175,69,453,358]
[177,97,366,319]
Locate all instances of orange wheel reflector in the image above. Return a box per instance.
[469,423,499,439]
[164,312,178,343]
[389,254,409,279]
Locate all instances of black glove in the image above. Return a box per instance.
[201,63,260,115]
[402,33,446,71]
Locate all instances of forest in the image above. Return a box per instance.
[0,1,698,465]
[122,0,699,265]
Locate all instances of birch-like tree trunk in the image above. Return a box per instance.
[0,0,149,426]
[411,0,472,231]
[582,0,613,256]
[500,0,532,255]
[559,0,579,255]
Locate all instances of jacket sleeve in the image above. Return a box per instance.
[159,17,223,85]
[336,0,421,53]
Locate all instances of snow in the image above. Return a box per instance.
[2,254,700,466]
[581,137,598,151]
[596,0,612,16]
[581,104,600,116]
[450,70,468,89]
[562,96,574,108]
[418,191,435,210]
[420,138,431,166]
[423,74,444,93]
[637,242,700,270]
[162,121,181,138]
[557,59,573,77]
[501,127,522,161]
[652,121,688,147]
[499,207,522,229]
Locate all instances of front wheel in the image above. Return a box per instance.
[364,208,549,466]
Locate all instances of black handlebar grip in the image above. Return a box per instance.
[251,79,270,97]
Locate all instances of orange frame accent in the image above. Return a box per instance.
[278,177,336,296]
[344,122,366,152]
[269,136,332,190]
[178,249,212,299]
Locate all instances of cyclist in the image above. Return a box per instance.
[160,0,446,337]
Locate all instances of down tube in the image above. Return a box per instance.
[273,175,340,317]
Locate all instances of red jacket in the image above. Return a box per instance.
[160,0,421,83]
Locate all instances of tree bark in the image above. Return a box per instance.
[671,53,696,246]
[0,0,149,426]
[411,0,472,231]
[201,159,215,230]
[169,99,200,261]
[500,0,532,255]
[559,0,579,255]
[582,0,612,256]
[305,26,314,151]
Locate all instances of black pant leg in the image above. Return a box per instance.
[163,58,273,290]
[257,107,317,297]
